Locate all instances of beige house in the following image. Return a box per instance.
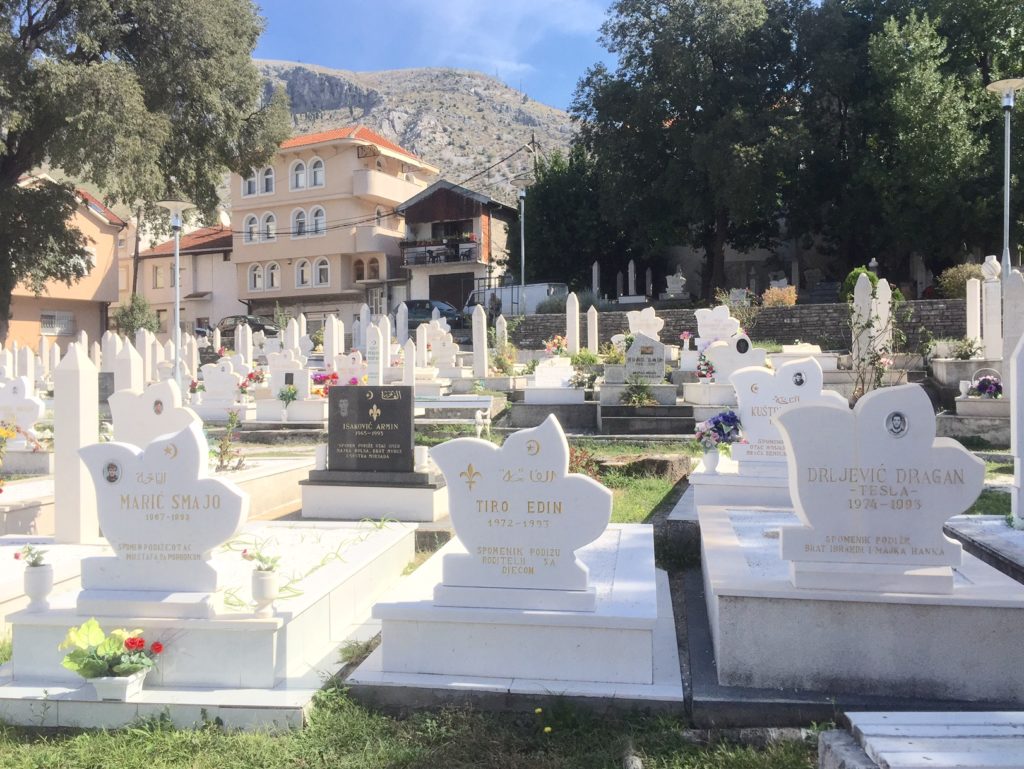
[230,126,439,331]
[8,182,128,348]
[396,181,515,310]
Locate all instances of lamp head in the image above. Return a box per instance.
[986,78,1024,110]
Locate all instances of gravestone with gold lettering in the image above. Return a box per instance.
[776,384,984,594]
[300,385,448,521]
[76,422,247,617]
[430,415,612,609]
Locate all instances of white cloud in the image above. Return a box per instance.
[390,0,608,77]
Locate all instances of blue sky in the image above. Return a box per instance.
[253,0,617,111]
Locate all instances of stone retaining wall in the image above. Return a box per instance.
[508,300,966,352]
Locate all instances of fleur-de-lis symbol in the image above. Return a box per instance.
[460,463,481,490]
[368,404,381,421]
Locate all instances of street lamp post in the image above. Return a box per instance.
[987,78,1024,280]
[155,197,194,395]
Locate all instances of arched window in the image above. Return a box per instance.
[292,209,306,237]
[261,213,276,241]
[243,215,258,244]
[368,258,380,280]
[266,262,280,289]
[375,158,386,172]
[310,207,325,235]
[310,158,325,187]
[243,171,257,197]
[262,167,274,194]
[291,160,306,190]
[248,264,264,291]
[314,257,330,286]
[353,259,365,282]
[375,206,383,226]
[296,259,311,287]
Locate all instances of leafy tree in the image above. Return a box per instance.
[573,0,805,299]
[110,293,159,337]
[0,0,290,341]
[505,148,630,290]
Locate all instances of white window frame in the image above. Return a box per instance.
[310,206,326,236]
[291,208,307,238]
[295,259,311,288]
[290,160,306,190]
[353,259,365,282]
[40,310,75,336]
[261,212,276,241]
[152,264,163,289]
[368,257,380,280]
[242,171,257,197]
[314,257,330,287]
[266,262,281,290]
[249,264,264,292]
[310,157,325,187]
[243,215,258,244]
[262,167,275,194]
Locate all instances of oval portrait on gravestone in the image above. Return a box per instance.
[104,461,121,484]
[792,372,805,387]
[736,338,750,354]
[153,399,164,415]
[885,411,909,438]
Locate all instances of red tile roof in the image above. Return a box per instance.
[77,188,126,227]
[141,225,233,257]
[280,125,421,161]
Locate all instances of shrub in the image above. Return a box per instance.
[761,285,797,307]
[571,349,599,369]
[937,263,984,299]
[600,342,624,365]
[111,294,159,336]
[621,375,657,407]
[841,266,878,301]
[535,294,566,314]
[950,337,983,360]
[569,446,599,479]
[491,343,517,376]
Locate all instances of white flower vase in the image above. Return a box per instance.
[23,564,53,612]
[252,570,279,618]
[959,380,971,398]
[90,669,148,702]
[702,449,720,475]
[280,406,289,422]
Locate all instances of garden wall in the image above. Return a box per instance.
[508,299,966,352]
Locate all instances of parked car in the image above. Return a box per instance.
[463,282,568,316]
[216,315,279,338]
[397,300,465,330]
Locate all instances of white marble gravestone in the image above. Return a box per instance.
[109,379,200,450]
[54,343,99,544]
[730,358,845,472]
[1002,269,1024,397]
[211,327,222,353]
[705,335,767,382]
[429,415,612,609]
[266,349,309,399]
[565,292,580,354]
[625,333,666,384]
[16,347,35,394]
[472,304,488,378]
[100,331,121,372]
[694,305,740,344]
[966,277,981,345]
[626,306,664,341]
[359,304,371,350]
[495,315,508,350]
[982,255,1002,360]
[366,325,384,386]
[587,305,599,353]
[77,422,248,617]
[1011,333,1024,528]
[592,260,600,294]
[283,318,301,354]
[335,350,368,385]
[396,303,409,345]
[323,315,344,368]
[403,340,416,386]
[627,259,637,296]
[235,323,254,366]
[199,359,242,408]
[775,384,984,594]
[533,357,573,388]
[415,324,428,367]
[0,376,44,447]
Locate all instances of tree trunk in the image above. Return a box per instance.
[130,207,143,296]
[0,259,16,346]
[704,208,729,301]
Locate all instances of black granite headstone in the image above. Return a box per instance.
[97,372,116,404]
[327,385,414,473]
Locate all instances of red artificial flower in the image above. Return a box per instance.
[13,551,20,560]
[124,637,142,652]
[150,642,164,655]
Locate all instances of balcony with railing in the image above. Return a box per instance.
[400,239,482,267]
[352,169,423,206]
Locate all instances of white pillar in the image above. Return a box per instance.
[48,341,61,378]
[472,304,488,378]
[627,260,636,296]
[212,327,222,353]
[359,304,371,350]
[396,303,409,345]
[591,261,600,295]
[495,315,508,350]
[983,276,1003,359]
[298,313,307,338]
[966,277,982,343]
[587,305,599,353]
[113,341,144,393]
[1011,332,1024,528]
[403,339,416,386]
[17,347,35,394]
[100,331,121,372]
[366,324,383,385]
[1002,270,1024,396]
[90,341,102,369]
[565,291,580,355]
[416,324,428,367]
[37,336,49,378]
[377,316,392,368]
[324,315,343,367]
[54,343,100,544]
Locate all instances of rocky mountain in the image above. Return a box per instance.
[258,60,574,203]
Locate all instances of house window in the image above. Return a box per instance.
[262,167,275,194]
[40,310,75,336]
[353,259,365,282]
[261,213,276,241]
[310,158,324,187]
[292,209,306,237]
[152,265,163,289]
[368,258,380,280]
[249,264,264,291]
[155,309,167,332]
[291,161,306,190]
[368,287,385,316]
[244,215,258,244]
[314,257,330,286]
[243,171,257,197]
[310,207,325,235]
[196,317,210,331]
[296,259,311,287]
[266,262,280,289]
[431,219,473,239]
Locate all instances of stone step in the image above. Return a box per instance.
[600,416,695,435]
[601,405,694,418]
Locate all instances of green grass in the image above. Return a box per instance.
[985,461,1014,478]
[0,688,816,768]
[572,439,702,458]
[965,488,1011,517]
[605,472,677,524]
[752,339,783,353]
[0,635,10,665]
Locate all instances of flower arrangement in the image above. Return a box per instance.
[348,376,360,386]
[237,369,266,397]
[188,379,205,394]
[217,346,227,358]
[695,411,742,452]
[312,371,339,398]
[277,384,299,405]
[970,374,1002,398]
[0,421,15,494]
[544,335,569,356]
[14,543,46,566]
[242,547,280,572]
[59,618,164,679]
[696,354,715,380]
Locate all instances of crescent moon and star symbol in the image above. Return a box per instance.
[750,383,759,394]
[163,443,178,459]
[526,440,540,456]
